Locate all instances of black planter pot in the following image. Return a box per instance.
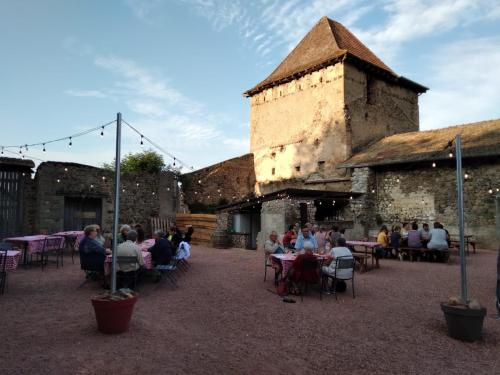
[441,303,487,342]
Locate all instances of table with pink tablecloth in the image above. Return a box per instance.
[1,250,21,271]
[271,253,329,277]
[138,239,155,251]
[5,235,65,265]
[104,251,152,275]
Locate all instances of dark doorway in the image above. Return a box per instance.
[64,197,102,230]
[299,203,308,226]
[0,170,23,237]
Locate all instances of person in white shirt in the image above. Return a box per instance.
[427,222,449,262]
[322,237,354,281]
[116,230,144,272]
[176,241,191,260]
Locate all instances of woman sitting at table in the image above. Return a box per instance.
[322,238,353,291]
[287,242,318,290]
[117,225,131,245]
[282,225,296,249]
[148,230,173,266]
[79,225,107,274]
[376,225,389,259]
[135,226,146,245]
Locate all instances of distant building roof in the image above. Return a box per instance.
[0,157,35,169]
[338,119,500,168]
[244,16,427,96]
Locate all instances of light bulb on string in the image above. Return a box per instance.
[488,188,493,194]
[448,152,453,158]
[43,143,46,152]
[173,158,176,167]
[140,135,144,147]
[432,162,436,168]
[68,137,72,147]
[100,126,104,138]
[464,173,469,180]
[1,147,3,155]
[19,147,22,155]
[25,144,28,151]
[64,168,68,172]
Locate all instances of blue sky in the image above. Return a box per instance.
[1,0,500,170]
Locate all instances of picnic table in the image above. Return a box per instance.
[271,253,330,277]
[5,235,65,266]
[346,241,379,271]
[1,250,22,271]
[449,235,476,255]
[104,251,152,275]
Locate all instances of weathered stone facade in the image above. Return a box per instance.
[349,157,500,248]
[249,62,420,195]
[181,154,256,208]
[34,161,178,235]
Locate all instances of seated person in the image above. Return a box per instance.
[401,222,410,246]
[376,225,389,260]
[148,230,173,266]
[295,226,318,253]
[288,242,319,286]
[390,226,402,249]
[282,225,296,249]
[329,226,341,247]
[322,238,353,282]
[428,222,449,261]
[420,223,431,243]
[408,222,422,248]
[166,225,183,254]
[265,231,284,278]
[116,230,144,273]
[79,225,106,273]
[95,225,106,246]
[116,224,131,245]
[135,226,146,245]
[184,226,194,244]
[315,226,328,253]
[176,240,191,260]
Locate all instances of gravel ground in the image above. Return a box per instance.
[1,246,499,375]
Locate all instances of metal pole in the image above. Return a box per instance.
[110,113,122,293]
[455,134,468,303]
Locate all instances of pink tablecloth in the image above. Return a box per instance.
[138,239,155,251]
[104,251,152,275]
[271,253,329,276]
[1,250,21,271]
[5,235,65,255]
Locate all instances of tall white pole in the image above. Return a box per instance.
[455,134,468,303]
[111,113,122,293]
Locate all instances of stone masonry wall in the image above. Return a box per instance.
[35,161,177,235]
[362,158,500,249]
[181,153,256,209]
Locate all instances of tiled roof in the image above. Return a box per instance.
[244,16,426,96]
[0,157,35,169]
[338,119,500,168]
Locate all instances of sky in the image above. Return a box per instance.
[1,0,500,171]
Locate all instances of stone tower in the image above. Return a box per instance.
[244,16,427,195]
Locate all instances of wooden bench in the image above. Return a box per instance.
[352,253,372,273]
[391,247,450,262]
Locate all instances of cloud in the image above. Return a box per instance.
[420,37,500,129]
[65,89,110,99]
[124,0,163,22]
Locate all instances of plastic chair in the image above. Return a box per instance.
[321,256,355,300]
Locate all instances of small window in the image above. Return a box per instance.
[272,168,275,175]
[295,165,301,172]
[318,161,325,170]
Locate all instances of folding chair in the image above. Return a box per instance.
[320,256,355,300]
[154,257,179,288]
[40,236,65,270]
[116,256,139,290]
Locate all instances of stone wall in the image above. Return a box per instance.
[359,157,500,249]
[344,64,420,153]
[181,154,256,209]
[34,161,178,235]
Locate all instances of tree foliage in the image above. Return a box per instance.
[102,149,166,174]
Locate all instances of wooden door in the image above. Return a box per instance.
[64,197,102,231]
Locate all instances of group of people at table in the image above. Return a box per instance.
[265,223,353,293]
[79,223,193,283]
[376,221,451,262]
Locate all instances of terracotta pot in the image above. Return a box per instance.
[441,302,486,342]
[91,295,138,334]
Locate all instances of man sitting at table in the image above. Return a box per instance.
[79,225,107,276]
[322,238,353,292]
[265,231,285,281]
[295,226,318,253]
[148,230,173,266]
[117,230,144,273]
[116,224,131,245]
[428,222,449,262]
[286,242,319,292]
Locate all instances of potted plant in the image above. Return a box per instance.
[441,297,486,342]
[91,288,138,334]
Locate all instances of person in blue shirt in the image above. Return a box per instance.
[79,225,106,273]
[148,230,173,266]
[294,225,318,253]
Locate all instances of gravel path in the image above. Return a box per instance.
[1,247,499,374]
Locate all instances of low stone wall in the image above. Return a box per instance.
[228,233,251,249]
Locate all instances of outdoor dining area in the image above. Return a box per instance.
[0,223,193,296]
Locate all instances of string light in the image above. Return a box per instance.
[19,147,22,155]
[100,126,104,137]
[198,180,202,184]
[25,144,28,151]
[396,178,400,183]
[43,143,46,152]
[102,176,106,181]
[68,137,72,147]
[349,196,353,200]
[122,188,126,193]
[64,168,68,172]
[1,147,3,155]
[90,184,94,189]
[371,189,376,193]
[152,191,155,195]
[173,158,176,167]
[464,173,469,180]
[488,188,493,194]
[140,135,144,147]
[136,183,140,187]
[432,162,436,168]
[448,152,453,158]
[56,179,60,183]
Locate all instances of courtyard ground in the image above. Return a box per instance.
[1,246,499,374]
